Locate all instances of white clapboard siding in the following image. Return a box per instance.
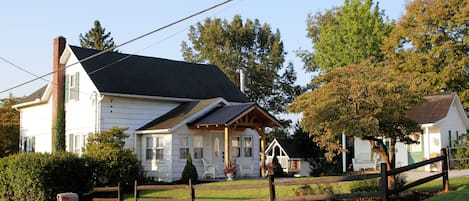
[100,96,180,149]
[19,99,53,153]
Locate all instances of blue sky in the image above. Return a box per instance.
[0,0,408,99]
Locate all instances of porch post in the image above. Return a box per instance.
[259,127,266,177]
[224,126,231,167]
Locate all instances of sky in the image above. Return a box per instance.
[0,0,409,99]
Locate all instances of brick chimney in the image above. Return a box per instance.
[51,36,66,152]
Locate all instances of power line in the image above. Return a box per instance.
[0,0,233,94]
[0,57,45,81]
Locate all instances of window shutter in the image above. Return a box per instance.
[68,134,74,152]
[64,75,69,102]
[31,137,35,152]
[75,72,80,101]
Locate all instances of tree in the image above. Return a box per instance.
[83,127,144,190]
[289,59,423,188]
[298,0,392,72]
[181,15,304,116]
[79,20,117,51]
[382,0,469,112]
[291,124,342,176]
[0,95,19,157]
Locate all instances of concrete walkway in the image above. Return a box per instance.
[404,169,469,181]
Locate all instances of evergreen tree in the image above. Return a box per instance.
[79,20,117,51]
[298,0,392,72]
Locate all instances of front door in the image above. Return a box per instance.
[211,131,225,177]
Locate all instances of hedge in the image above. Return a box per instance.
[0,152,93,201]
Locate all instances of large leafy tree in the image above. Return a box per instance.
[181,15,303,116]
[289,59,423,188]
[383,0,469,112]
[79,20,117,51]
[0,95,19,157]
[298,0,392,72]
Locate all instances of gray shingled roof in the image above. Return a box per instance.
[406,93,455,124]
[17,85,47,104]
[70,46,248,102]
[275,139,315,159]
[189,103,256,126]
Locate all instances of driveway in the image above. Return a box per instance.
[404,169,469,181]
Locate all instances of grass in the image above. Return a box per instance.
[122,176,469,201]
[409,177,469,201]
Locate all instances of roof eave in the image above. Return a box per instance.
[169,98,228,131]
[101,92,215,103]
[135,129,171,134]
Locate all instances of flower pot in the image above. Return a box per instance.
[226,173,234,181]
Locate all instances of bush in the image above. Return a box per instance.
[0,152,92,201]
[453,132,469,169]
[83,127,145,192]
[181,154,198,184]
[350,178,380,193]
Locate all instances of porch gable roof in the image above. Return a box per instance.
[136,98,225,132]
[188,103,282,129]
[266,138,315,159]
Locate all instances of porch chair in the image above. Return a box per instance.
[352,153,379,171]
[237,159,253,177]
[202,158,216,179]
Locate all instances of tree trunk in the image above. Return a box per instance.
[368,138,396,190]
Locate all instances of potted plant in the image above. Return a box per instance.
[223,161,237,181]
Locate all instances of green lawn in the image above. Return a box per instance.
[122,176,469,201]
[410,177,469,201]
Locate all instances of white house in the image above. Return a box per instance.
[353,93,469,171]
[265,138,314,177]
[13,37,281,182]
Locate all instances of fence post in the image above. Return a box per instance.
[189,179,195,201]
[118,182,122,201]
[268,172,276,201]
[134,180,138,201]
[441,148,449,192]
[380,163,388,201]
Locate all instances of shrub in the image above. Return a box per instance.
[350,178,380,193]
[83,127,145,192]
[181,154,198,184]
[0,152,92,201]
[453,132,469,169]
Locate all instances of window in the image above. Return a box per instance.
[193,136,203,159]
[74,135,81,154]
[243,136,253,157]
[23,136,35,152]
[231,137,240,157]
[68,133,87,155]
[66,72,80,102]
[146,136,164,160]
[214,137,220,157]
[180,135,190,159]
[146,137,154,160]
[290,160,299,170]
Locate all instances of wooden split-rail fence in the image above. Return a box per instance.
[91,148,449,201]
